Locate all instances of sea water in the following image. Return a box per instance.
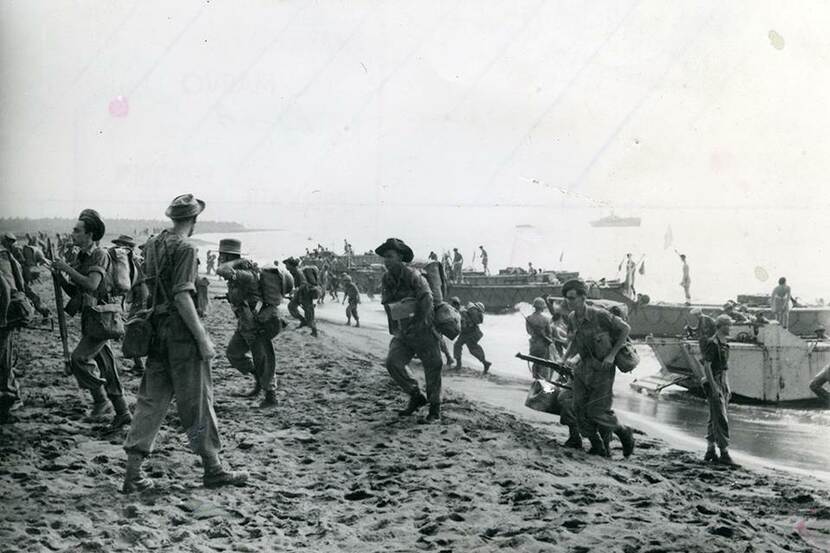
[194,205,829,306]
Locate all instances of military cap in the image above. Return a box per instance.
[165,194,206,220]
[375,238,414,263]
[283,257,300,267]
[561,279,587,297]
[449,296,461,308]
[532,297,547,310]
[1,232,16,243]
[78,209,106,241]
[471,302,486,313]
[218,238,242,255]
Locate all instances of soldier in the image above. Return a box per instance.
[49,210,131,429]
[526,297,552,379]
[454,301,492,374]
[702,315,737,466]
[205,250,217,275]
[341,274,360,327]
[0,239,28,423]
[378,238,444,422]
[452,248,463,283]
[479,246,489,275]
[1,232,50,319]
[561,279,635,458]
[122,195,248,492]
[113,235,148,375]
[216,238,279,407]
[283,257,318,337]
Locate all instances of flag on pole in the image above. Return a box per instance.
[559,251,564,262]
[664,225,673,250]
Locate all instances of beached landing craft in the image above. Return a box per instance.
[634,324,830,403]
[447,270,628,312]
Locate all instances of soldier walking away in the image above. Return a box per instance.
[49,210,131,430]
[702,315,738,466]
[0,240,30,423]
[1,232,50,319]
[679,253,691,305]
[283,257,319,337]
[452,248,463,283]
[112,235,147,375]
[479,246,489,275]
[454,301,492,374]
[216,239,279,408]
[205,250,217,275]
[378,238,444,423]
[122,194,248,493]
[526,297,552,380]
[341,274,360,327]
[561,279,635,459]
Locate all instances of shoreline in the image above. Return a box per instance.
[0,280,828,551]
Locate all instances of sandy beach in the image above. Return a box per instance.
[1,279,829,552]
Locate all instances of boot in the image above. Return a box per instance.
[346,319,351,326]
[397,392,428,416]
[587,435,609,457]
[235,378,261,398]
[87,388,112,421]
[483,361,492,374]
[122,453,154,494]
[202,455,249,488]
[311,327,318,338]
[445,356,454,367]
[601,430,612,457]
[563,426,582,450]
[615,426,635,458]
[109,396,132,429]
[422,404,441,424]
[704,444,717,463]
[717,449,739,467]
[354,320,360,328]
[259,389,277,408]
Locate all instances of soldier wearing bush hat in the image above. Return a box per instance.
[215,238,279,408]
[377,237,444,422]
[123,194,248,493]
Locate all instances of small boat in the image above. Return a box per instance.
[634,324,829,403]
[589,213,641,228]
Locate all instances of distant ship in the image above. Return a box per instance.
[589,213,641,228]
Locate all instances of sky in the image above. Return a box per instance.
[1,1,829,232]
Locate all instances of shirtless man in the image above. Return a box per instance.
[771,277,796,329]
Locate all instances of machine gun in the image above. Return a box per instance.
[45,238,72,376]
[514,353,575,382]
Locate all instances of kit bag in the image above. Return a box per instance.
[301,265,320,287]
[108,247,135,296]
[434,302,461,340]
[614,341,640,373]
[259,266,293,305]
[122,239,167,357]
[84,304,125,341]
[524,379,562,414]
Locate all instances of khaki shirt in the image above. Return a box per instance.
[71,244,111,308]
[143,230,198,312]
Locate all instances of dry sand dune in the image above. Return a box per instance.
[1,280,828,552]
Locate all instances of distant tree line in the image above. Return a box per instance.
[0,217,246,237]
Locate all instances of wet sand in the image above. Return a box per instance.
[1,279,829,552]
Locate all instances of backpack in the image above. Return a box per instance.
[108,247,136,296]
[301,265,320,287]
[259,266,294,305]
